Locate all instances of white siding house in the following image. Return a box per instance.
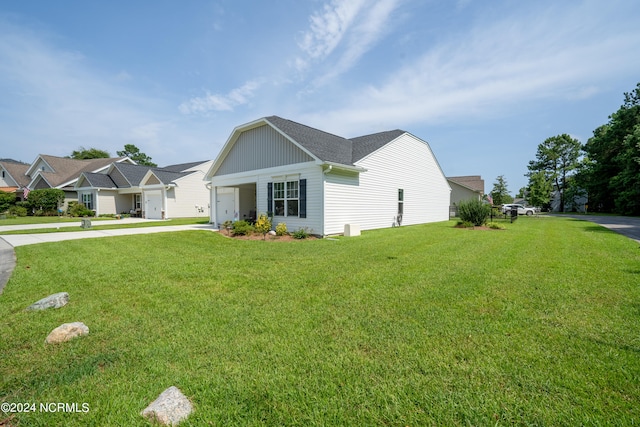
[76,160,212,219]
[205,116,451,236]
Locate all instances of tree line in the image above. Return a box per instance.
[490,82,640,215]
[69,143,157,166]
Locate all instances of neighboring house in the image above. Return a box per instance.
[447,175,484,205]
[2,155,134,208]
[0,160,30,200]
[550,187,587,213]
[205,116,451,236]
[75,161,212,219]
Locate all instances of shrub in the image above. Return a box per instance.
[254,214,272,240]
[0,190,16,213]
[232,220,254,236]
[68,201,94,217]
[457,199,491,226]
[292,227,310,239]
[25,188,65,213]
[487,222,506,230]
[7,205,27,217]
[221,220,233,236]
[275,222,288,236]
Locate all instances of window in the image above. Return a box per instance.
[398,189,404,215]
[82,193,94,210]
[272,180,300,217]
[135,194,142,210]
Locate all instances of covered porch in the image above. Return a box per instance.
[211,182,257,227]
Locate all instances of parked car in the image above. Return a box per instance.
[501,204,537,216]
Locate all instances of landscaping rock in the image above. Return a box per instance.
[141,386,193,426]
[268,230,276,235]
[27,292,69,311]
[45,322,89,344]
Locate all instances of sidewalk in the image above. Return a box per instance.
[0,220,218,247]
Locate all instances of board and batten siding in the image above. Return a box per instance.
[324,133,450,235]
[214,125,314,176]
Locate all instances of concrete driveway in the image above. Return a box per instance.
[558,214,640,244]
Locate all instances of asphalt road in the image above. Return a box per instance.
[559,214,640,244]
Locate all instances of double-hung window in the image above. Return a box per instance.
[269,179,306,218]
[82,193,94,210]
[273,181,298,216]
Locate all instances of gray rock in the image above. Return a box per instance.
[45,322,89,344]
[27,292,69,311]
[141,386,193,426]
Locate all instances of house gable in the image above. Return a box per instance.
[214,124,314,177]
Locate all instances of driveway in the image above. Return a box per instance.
[558,214,640,244]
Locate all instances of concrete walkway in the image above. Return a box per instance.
[556,214,640,244]
[0,219,218,294]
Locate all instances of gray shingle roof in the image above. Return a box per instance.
[149,169,191,184]
[112,163,155,186]
[350,129,406,163]
[265,116,354,165]
[161,161,208,172]
[81,173,117,188]
[264,116,407,166]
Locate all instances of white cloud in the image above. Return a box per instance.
[178,80,263,114]
[299,2,640,135]
[295,0,401,82]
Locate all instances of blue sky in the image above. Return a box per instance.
[1,0,639,194]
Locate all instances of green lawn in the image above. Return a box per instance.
[1,217,639,426]
[0,217,208,235]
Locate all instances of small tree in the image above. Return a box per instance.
[490,175,513,206]
[458,198,491,226]
[526,170,553,210]
[254,213,272,240]
[26,189,65,215]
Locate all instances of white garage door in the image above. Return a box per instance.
[146,192,163,219]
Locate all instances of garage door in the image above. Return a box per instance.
[146,192,163,219]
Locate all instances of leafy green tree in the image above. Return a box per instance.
[527,134,582,212]
[582,83,640,214]
[526,170,553,210]
[69,147,110,159]
[490,175,512,206]
[0,190,16,213]
[25,189,65,214]
[117,144,157,166]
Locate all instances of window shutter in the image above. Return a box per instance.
[299,179,307,218]
[267,182,273,215]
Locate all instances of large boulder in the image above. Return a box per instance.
[141,386,193,426]
[27,292,69,311]
[45,322,89,344]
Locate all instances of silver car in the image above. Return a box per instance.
[501,204,537,216]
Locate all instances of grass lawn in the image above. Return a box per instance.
[0,217,209,235]
[1,217,639,426]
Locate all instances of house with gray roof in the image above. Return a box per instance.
[205,116,451,235]
[1,154,135,208]
[75,160,213,219]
